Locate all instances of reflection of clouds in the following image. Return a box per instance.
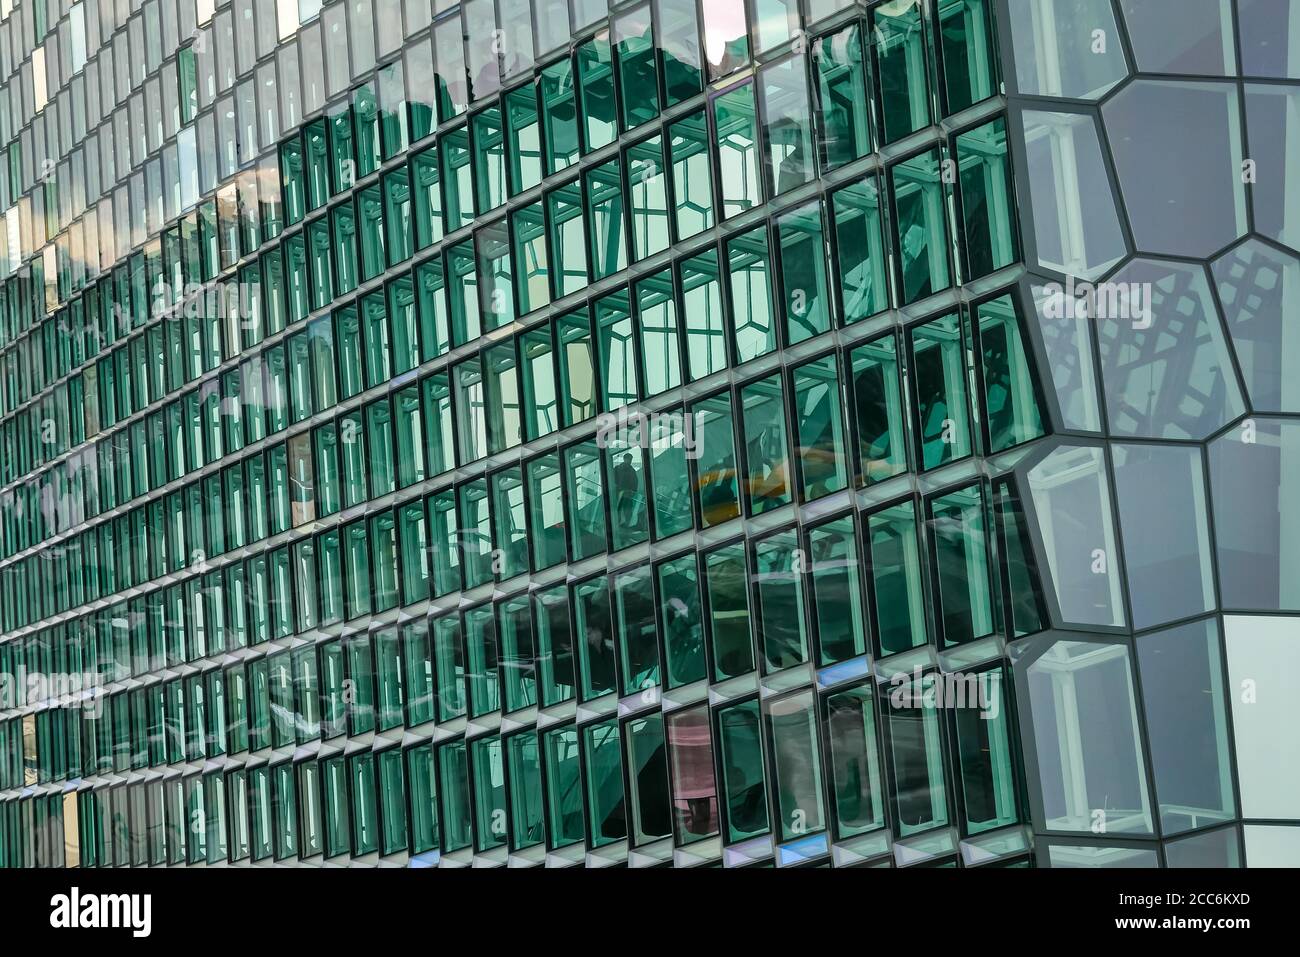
[703,0,749,70]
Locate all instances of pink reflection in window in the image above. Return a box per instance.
[702,0,750,79]
[666,706,719,841]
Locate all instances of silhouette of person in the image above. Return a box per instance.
[614,452,637,528]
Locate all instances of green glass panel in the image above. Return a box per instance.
[378,749,407,855]
[809,516,867,665]
[887,671,950,836]
[976,294,1044,452]
[614,565,659,696]
[759,54,815,195]
[415,258,450,361]
[778,200,831,345]
[793,354,848,499]
[512,202,550,317]
[826,683,886,837]
[628,135,669,261]
[411,145,443,250]
[470,736,506,851]
[547,181,588,298]
[577,35,617,152]
[681,250,727,380]
[356,186,386,284]
[542,726,584,847]
[498,596,536,712]
[596,289,638,411]
[873,0,933,144]
[659,0,703,104]
[716,699,769,843]
[816,24,872,169]
[658,554,706,689]
[506,731,544,849]
[832,176,890,321]
[953,667,1019,834]
[478,223,517,333]
[868,500,929,656]
[910,312,972,469]
[668,111,714,240]
[649,409,694,538]
[541,60,580,174]
[754,530,809,672]
[714,82,762,218]
[526,453,567,570]
[438,740,472,852]
[727,227,777,362]
[625,714,672,845]
[635,269,681,396]
[850,334,909,483]
[423,374,460,478]
[490,466,528,581]
[331,203,359,297]
[692,392,741,528]
[505,85,543,195]
[891,148,953,304]
[471,105,506,213]
[614,6,660,129]
[767,689,826,841]
[929,484,994,647]
[406,744,438,854]
[938,0,998,114]
[565,441,607,560]
[558,309,597,426]
[574,577,616,701]
[458,480,494,589]
[956,117,1018,278]
[740,374,792,515]
[582,720,626,847]
[585,159,627,281]
[604,439,649,551]
[440,126,475,234]
[433,616,466,722]
[397,627,432,731]
[535,584,576,707]
[382,168,413,267]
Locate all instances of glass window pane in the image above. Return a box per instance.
[716,699,769,843]
[766,689,826,841]
[850,334,909,483]
[826,683,885,837]
[753,530,809,672]
[1014,638,1154,835]
[714,82,762,218]
[1137,618,1235,835]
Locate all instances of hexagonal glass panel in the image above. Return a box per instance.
[1026,444,1126,628]
[1020,110,1127,280]
[1118,0,1235,76]
[1209,418,1300,611]
[1008,0,1128,99]
[1096,259,1246,440]
[1237,0,1300,78]
[1212,238,1300,412]
[1014,637,1154,835]
[1244,83,1300,253]
[1112,443,1216,630]
[1103,80,1247,258]
[1031,281,1104,432]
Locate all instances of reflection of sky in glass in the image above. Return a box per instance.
[703,0,749,73]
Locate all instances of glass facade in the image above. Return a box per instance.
[0,0,1288,870]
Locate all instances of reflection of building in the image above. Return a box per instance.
[0,0,1293,870]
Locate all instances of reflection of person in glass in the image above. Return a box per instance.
[614,452,638,528]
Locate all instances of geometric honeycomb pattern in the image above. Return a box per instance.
[1006,0,1300,868]
[0,0,1291,870]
